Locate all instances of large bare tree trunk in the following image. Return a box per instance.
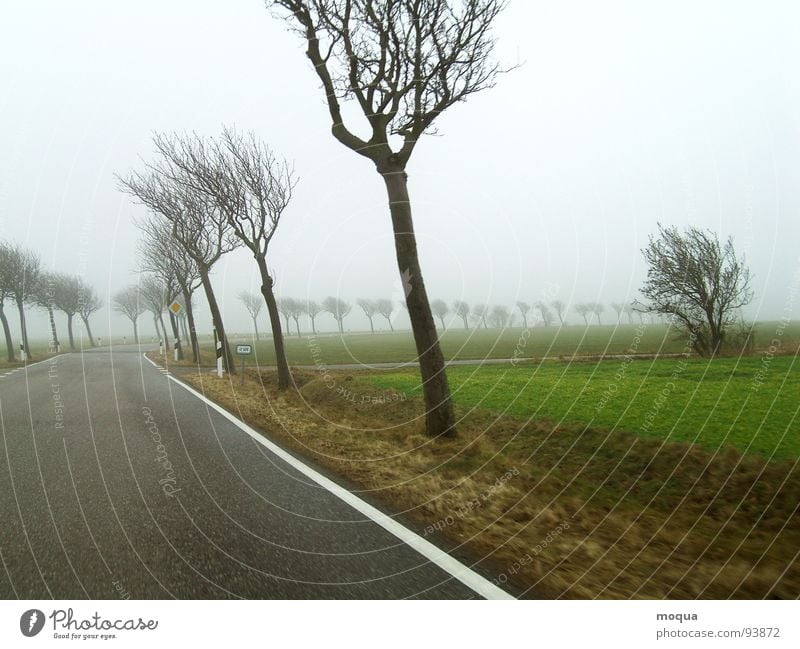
[15,298,33,360]
[81,316,96,347]
[47,305,60,350]
[0,305,15,362]
[66,313,76,350]
[257,261,291,390]
[381,167,455,437]
[199,269,235,374]
[183,288,200,363]
[159,314,170,351]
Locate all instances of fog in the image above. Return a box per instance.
[1,0,798,340]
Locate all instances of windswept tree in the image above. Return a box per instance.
[113,286,144,343]
[472,303,489,329]
[78,282,102,347]
[489,304,511,328]
[137,214,202,362]
[31,272,61,352]
[289,300,305,337]
[306,299,322,335]
[357,298,378,334]
[52,274,82,350]
[534,301,553,327]
[139,275,172,351]
[239,291,264,341]
[0,243,17,361]
[516,301,530,329]
[270,0,510,436]
[574,303,592,326]
[323,296,351,334]
[611,302,625,322]
[278,297,296,333]
[639,224,753,357]
[591,302,605,325]
[119,148,242,374]
[147,129,295,387]
[453,300,470,329]
[376,298,394,331]
[551,299,566,326]
[3,244,40,359]
[431,299,449,331]
[623,303,636,325]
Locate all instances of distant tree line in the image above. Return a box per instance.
[0,241,102,361]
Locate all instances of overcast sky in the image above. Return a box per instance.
[1,0,799,339]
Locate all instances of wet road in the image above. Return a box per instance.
[0,347,510,599]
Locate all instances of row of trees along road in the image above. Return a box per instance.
[0,241,102,361]
[118,2,751,437]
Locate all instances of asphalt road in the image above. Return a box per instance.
[0,347,509,599]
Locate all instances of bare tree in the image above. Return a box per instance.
[0,243,18,361]
[139,275,172,351]
[3,243,40,359]
[591,302,605,325]
[306,299,322,335]
[489,304,510,328]
[574,303,592,326]
[137,214,202,362]
[622,303,636,325]
[119,151,242,373]
[610,302,625,322]
[323,296,351,334]
[430,299,449,330]
[516,301,530,329]
[278,297,296,333]
[357,299,378,334]
[148,129,296,387]
[239,291,264,341]
[534,301,553,327]
[113,286,144,343]
[270,0,509,436]
[472,303,489,329]
[77,281,102,347]
[376,298,394,331]
[551,299,566,326]
[30,272,61,352]
[639,224,753,357]
[289,300,305,337]
[453,300,470,329]
[52,274,82,350]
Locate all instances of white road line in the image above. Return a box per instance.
[141,353,513,600]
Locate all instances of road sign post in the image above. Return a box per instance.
[213,328,223,378]
[236,344,252,385]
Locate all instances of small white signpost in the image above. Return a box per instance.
[236,344,252,384]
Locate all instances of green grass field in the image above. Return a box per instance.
[199,321,800,367]
[362,354,800,460]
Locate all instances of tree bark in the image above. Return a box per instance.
[381,165,455,438]
[183,287,200,364]
[16,298,32,360]
[158,314,170,351]
[199,269,235,374]
[47,305,60,351]
[81,316,95,347]
[67,313,76,350]
[257,261,290,390]
[368,317,374,333]
[132,319,139,344]
[310,315,317,335]
[252,317,260,341]
[169,312,184,361]
[0,304,15,362]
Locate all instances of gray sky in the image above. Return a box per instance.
[1,0,799,339]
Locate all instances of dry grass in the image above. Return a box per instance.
[165,357,800,599]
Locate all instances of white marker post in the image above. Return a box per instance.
[159,339,164,355]
[20,343,26,362]
[213,328,223,378]
[174,339,179,362]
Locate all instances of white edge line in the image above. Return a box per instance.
[142,353,514,600]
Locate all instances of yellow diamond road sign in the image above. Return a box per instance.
[168,301,183,316]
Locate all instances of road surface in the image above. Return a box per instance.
[0,346,510,599]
